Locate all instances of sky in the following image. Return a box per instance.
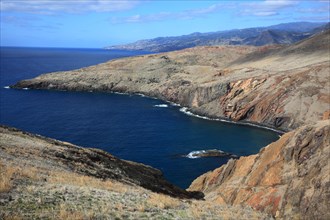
[1,0,329,48]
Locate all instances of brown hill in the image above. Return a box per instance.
[0,125,271,219]
[3,30,330,219]
[13,31,330,131]
[234,29,330,65]
[188,120,330,219]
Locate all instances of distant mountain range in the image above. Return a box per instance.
[106,22,329,52]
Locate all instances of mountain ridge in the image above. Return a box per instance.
[106,22,327,52]
[13,30,330,131]
[3,24,330,219]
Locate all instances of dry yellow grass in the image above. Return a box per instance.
[0,161,16,192]
[18,166,40,180]
[0,160,42,192]
[3,216,23,220]
[57,203,85,220]
[188,203,203,219]
[147,193,181,209]
[48,170,129,193]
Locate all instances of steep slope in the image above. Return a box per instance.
[232,29,330,65]
[188,120,330,219]
[106,22,325,52]
[13,31,330,131]
[0,126,201,200]
[0,126,271,219]
[243,30,307,46]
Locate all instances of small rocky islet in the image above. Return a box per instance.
[1,30,330,219]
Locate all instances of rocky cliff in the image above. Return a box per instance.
[7,28,330,219]
[188,120,330,219]
[13,30,330,131]
[0,126,271,219]
[0,126,201,200]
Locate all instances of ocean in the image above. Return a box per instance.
[0,47,280,188]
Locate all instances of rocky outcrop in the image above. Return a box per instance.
[188,120,330,219]
[0,125,202,200]
[1,125,273,220]
[185,149,238,159]
[3,31,330,219]
[12,31,330,131]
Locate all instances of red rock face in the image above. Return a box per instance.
[323,110,330,120]
[216,62,330,130]
[12,31,330,131]
[188,120,330,219]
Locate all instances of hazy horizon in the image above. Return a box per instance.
[1,0,329,48]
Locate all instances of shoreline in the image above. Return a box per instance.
[7,85,286,134]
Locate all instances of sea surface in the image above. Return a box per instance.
[0,47,280,188]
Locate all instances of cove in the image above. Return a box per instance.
[0,47,280,188]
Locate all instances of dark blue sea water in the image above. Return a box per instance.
[0,47,280,188]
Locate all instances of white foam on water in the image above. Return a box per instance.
[186,150,206,159]
[113,91,127,95]
[105,91,283,134]
[179,107,284,133]
[186,149,225,159]
[136,93,158,100]
[22,88,29,90]
[169,102,181,107]
[179,107,209,120]
[154,104,168,108]
[4,86,10,89]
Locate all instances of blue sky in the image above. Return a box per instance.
[1,0,329,48]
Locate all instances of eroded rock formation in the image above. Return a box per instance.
[0,126,202,200]
[188,120,330,219]
[12,31,330,131]
[7,29,330,219]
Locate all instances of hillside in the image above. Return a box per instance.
[13,30,330,131]
[0,125,271,219]
[189,120,330,219]
[3,24,330,219]
[105,22,326,52]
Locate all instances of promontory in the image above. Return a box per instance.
[2,29,329,219]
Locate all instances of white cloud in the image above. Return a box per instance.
[111,3,230,23]
[111,0,300,24]
[296,4,330,13]
[0,0,140,14]
[254,11,278,16]
[240,0,298,16]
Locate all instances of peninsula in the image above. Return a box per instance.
[2,29,330,219]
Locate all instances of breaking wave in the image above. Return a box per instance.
[154,104,168,108]
[179,107,284,134]
[185,149,238,159]
[4,86,10,89]
[179,107,209,120]
[113,91,127,95]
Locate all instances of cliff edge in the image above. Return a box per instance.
[12,30,330,131]
[188,120,330,219]
[5,29,330,219]
[1,125,271,219]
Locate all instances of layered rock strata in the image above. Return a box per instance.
[0,125,201,200]
[0,125,273,219]
[12,31,330,131]
[188,120,330,219]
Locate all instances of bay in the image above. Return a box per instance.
[0,47,280,188]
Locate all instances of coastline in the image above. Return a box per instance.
[7,85,286,134]
[3,30,330,218]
